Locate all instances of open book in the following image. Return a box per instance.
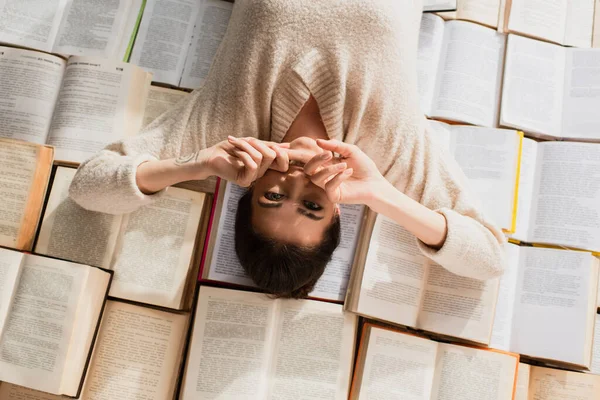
[436,0,503,28]
[515,364,600,400]
[350,323,519,400]
[0,46,151,164]
[592,314,600,374]
[0,139,53,251]
[0,0,144,60]
[491,243,599,369]
[180,286,357,399]
[345,210,500,345]
[35,166,210,310]
[200,180,364,302]
[0,300,190,400]
[509,138,600,253]
[427,121,522,232]
[418,14,506,127]
[507,0,595,48]
[500,34,600,141]
[423,0,457,12]
[0,248,111,397]
[131,0,233,88]
[142,85,190,128]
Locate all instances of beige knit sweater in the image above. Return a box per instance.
[70,0,506,279]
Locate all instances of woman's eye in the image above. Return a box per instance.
[264,192,284,201]
[303,201,322,211]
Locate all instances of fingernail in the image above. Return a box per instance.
[228,135,236,141]
[321,152,332,159]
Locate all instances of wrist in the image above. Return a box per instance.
[365,178,399,212]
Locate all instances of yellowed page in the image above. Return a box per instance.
[79,300,188,400]
[109,187,205,309]
[515,363,530,400]
[36,166,122,268]
[355,216,425,328]
[266,299,357,399]
[457,0,501,27]
[142,86,189,127]
[180,286,278,399]
[355,328,437,400]
[0,248,24,338]
[430,344,517,400]
[0,383,64,400]
[528,366,600,399]
[590,314,600,374]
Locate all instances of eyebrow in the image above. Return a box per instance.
[257,201,324,221]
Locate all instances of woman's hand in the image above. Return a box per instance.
[304,139,391,205]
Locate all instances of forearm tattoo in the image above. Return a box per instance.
[174,151,199,165]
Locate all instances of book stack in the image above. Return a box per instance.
[1,0,600,399]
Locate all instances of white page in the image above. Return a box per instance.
[180,0,232,89]
[0,47,65,144]
[417,14,445,115]
[356,216,425,328]
[181,286,276,400]
[356,327,437,400]
[142,85,189,128]
[500,34,565,138]
[130,0,201,86]
[110,187,204,308]
[0,0,67,52]
[529,142,600,251]
[53,0,131,57]
[564,0,595,48]
[508,138,538,242]
[266,300,356,399]
[514,363,530,400]
[0,248,23,338]
[511,247,595,366]
[430,21,505,127]
[449,126,520,230]
[561,49,600,140]
[489,243,520,351]
[0,255,86,394]
[507,0,567,45]
[35,166,122,268]
[591,314,600,374]
[47,57,143,163]
[423,0,457,12]
[115,0,144,61]
[207,182,364,302]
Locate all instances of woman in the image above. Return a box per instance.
[70,0,506,298]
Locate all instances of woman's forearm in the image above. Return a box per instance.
[136,152,209,194]
[366,182,448,249]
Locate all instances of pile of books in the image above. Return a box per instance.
[1,0,600,399]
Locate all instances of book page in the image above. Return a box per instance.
[490,244,520,351]
[449,126,520,230]
[511,247,595,366]
[130,0,201,86]
[528,366,600,399]
[430,21,506,127]
[591,314,600,374]
[0,383,64,400]
[47,57,148,163]
[180,0,232,89]
[561,49,600,140]
[354,327,437,400]
[456,0,501,27]
[500,35,565,138]
[0,255,87,394]
[514,363,530,400]
[180,286,276,400]
[594,0,600,48]
[207,182,364,302]
[266,299,356,399]
[109,187,204,309]
[418,260,499,344]
[0,47,65,144]
[356,216,425,328]
[508,138,538,242]
[430,344,517,400]
[36,166,122,269]
[423,0,457,12]
[417,14,445,115]
[564,0,595,48]
[53,0,132,57]
[0,248,23,338]
[529,142,600,251]
[0,0,66,52]
[115,0,144,61]
[507,0,567,45]
[0,141,40,249]
[142,85,189,128]
[79,301,188,400]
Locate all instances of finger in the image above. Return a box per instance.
[316,139,356,158]
[232,149,258,186]
[245,138,277,177]
[268,144,289,172]
[309,163,347,188]
[228,136,263,167]
[287,148,320,165]
[276,142,290,148]
[304,151,333,175]
[325,168,353,200]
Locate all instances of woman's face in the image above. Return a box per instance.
[250,137,337,246]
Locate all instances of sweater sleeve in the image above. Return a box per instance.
[388,123,507,280]
[69,91,204,215]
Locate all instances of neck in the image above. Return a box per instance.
[282,95,330,143]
